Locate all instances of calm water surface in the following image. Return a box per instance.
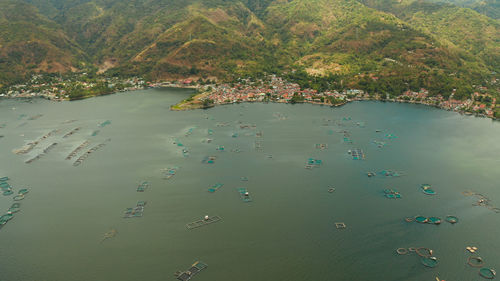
[0,88,499,281]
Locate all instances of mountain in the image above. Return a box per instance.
[0,0,498,96]
[0,0,87,85]
[425,0,499,19]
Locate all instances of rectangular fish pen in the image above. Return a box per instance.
[186,216,221,229]
[238,188,252,202]
[175,261,208,281]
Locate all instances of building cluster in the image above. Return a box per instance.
[0,74,145,100]
[202,75,498,119]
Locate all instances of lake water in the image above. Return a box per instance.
[0,88,499,281]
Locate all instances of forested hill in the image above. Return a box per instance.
[0,0,498,98]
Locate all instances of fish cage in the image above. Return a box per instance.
[137,181,149,192]
[377,170,402,177]
[208,183,223,193]
[445,216,458,224]
[479,268,496,279]
[175,261,208,281]
[238,188,252,202]
[415,216,428,224]
[421,257,438,268]
[186,216,221,230]
[467,256,485,268]
[383,189,401,199]
[428,217,442,224]
[349,149,365,160]
[202,156,217,164]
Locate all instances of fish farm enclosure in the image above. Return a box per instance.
[0,88,499,281]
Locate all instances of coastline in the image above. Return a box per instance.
[170,90,499,121]
[1,82,497,121]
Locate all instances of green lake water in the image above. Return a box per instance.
[0,88,499,281]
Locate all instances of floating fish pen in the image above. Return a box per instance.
[377,170,402,177]
[65,141,90,160]
[13,129,58,155]
[306,158,323,169]
[383,189,401,199]
[202,156,217,164]
[137,181,149,192]
[98,120,112,128]
[343,137,353,144]
[348,149,365,160]
[240,177,249,182]
[315,144,328,150]
[415,216,428,224]
[255,141,264,152]
[18,189,29,195]
[335,222,347,229]
[468,256,485,268]
[231,148,242,153]
[416,247,433,258]
[238,188,252,202]
[421,184,437,195]
[216,122,230,127]
[62,127,81,138]
[73,141,109,167]
[239,124,257,129]
[216,145,225,151]
[8,203,21,214]
[445,215,458,224]
[421,257,438,268]
[185,127,195,137]
[208,183,223,193]
[396,248,409,255]
[25,154,43,164]
[123,201,146,218]
[186,216,221,229]
[479,268,496,279]
[372,140,386,148]
[101,229,117,243]
[43,142,58,154]
[202,138,213,144]
[0,213,14,226]
[163,167,178,180]
[175,261,208,281]
[462,191,499,213]
[182,148,190,157]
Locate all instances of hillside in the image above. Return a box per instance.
[0,0,87,85]
[0,0,498,97]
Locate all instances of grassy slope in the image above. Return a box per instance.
[0,0,498,90]
[0,0,86,85]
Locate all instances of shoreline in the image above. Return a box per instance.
[1,84,497,121]
[170,91,499,121]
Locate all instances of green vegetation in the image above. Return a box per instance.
[0,0,498,101]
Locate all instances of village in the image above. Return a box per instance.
[0,73,498,120]
[189,75,499,120]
